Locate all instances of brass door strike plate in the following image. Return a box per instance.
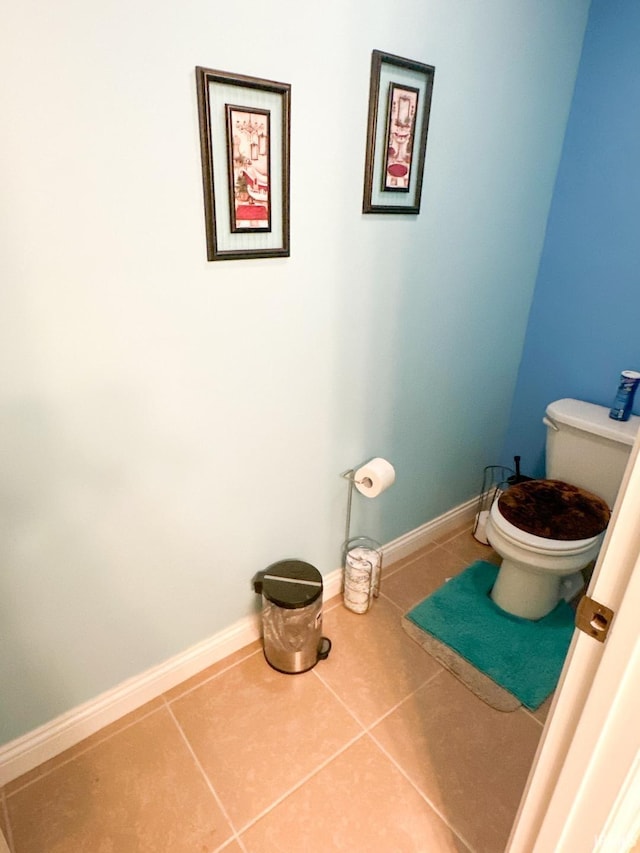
[576,595,614,643]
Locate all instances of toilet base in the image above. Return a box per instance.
[559,571,585,603]
[491,558,583,620]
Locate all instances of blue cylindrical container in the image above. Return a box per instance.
[609,370,640,421]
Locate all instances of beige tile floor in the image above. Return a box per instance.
[1,525,550,853]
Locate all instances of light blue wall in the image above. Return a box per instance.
[0,0,588,743]
[503,0,640,478]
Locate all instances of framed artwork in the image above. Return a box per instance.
[362,50,435,215]
[225,105,271,233]
[196,66,290,261]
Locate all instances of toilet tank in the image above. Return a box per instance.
[544,398,640,508]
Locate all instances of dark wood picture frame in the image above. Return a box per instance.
[196,66,290,261]
[362,50,435,215]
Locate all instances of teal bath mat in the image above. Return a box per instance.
[405,561,575,710]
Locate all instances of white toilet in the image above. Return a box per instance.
[486,398,640,620]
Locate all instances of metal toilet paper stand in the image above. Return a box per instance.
[472,456,530,544]
[340,467,384,613]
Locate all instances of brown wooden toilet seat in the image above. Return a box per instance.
[497,479,611,541]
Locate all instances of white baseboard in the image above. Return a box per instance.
[381,494,477,565]
[0,496,476,787]
[0,613,264,788]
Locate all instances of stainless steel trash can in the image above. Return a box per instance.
[253,559,331,674]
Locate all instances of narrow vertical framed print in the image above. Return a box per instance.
[196,66,290,261]
[362,51,435,214]
[225,105,271,234]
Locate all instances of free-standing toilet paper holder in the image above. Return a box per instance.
[340,466,387,613]
[340,467,371,549]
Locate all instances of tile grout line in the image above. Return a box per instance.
[397,605,550,727]
[312,649,477,849]
[1,536,468,799]
[312,657,445,740]
[382,536,554,729]
[387,593,551,727]
[366,728,478,853]
[314,605,476,851]
[3,702,166,799]
[162,698,243,853]
[165,646,263,707]
[217,837,249,853]
[433,525,477,547]
[323,599,340,612]
[232,730,368,840]
[3,645,265,801]
[239,585,476,846]
[211,661,437,836]
[364,667,445,732]
[382,541,443,580]
[6,531,529,852]
[378,589,401,609]
[310,667,370,731]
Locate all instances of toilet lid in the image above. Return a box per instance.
[497,479,611,541]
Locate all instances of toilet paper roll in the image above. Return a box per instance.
[354,457,396,498]
[473,510,490,545]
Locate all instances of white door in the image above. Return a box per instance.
[507,433,640,852]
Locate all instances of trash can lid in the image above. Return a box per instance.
[256,559,323,609]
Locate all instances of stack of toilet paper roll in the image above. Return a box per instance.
[344,546,381,614]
